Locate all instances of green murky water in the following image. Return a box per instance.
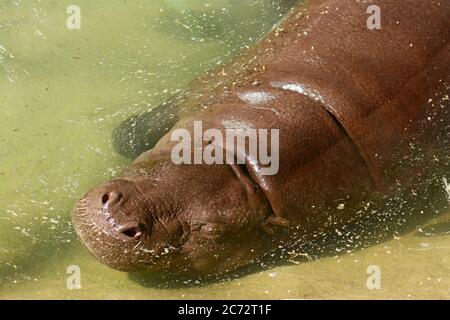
[1,0,449,299]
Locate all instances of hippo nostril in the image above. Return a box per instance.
[123,228,140,238]
[101,193,110,204]
[101,191,123,208]
[118,224,145,240]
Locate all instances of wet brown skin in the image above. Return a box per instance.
[73,0,450,276]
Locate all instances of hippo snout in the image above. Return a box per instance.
[74,181,148,242]
[99,190,146,240]
[71,179,162,271]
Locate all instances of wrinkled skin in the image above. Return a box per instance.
[74,159,274,274]
[73,0,450,276]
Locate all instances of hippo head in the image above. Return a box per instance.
[72,158,274,276]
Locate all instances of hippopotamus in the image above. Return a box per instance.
[72,0,450,276]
